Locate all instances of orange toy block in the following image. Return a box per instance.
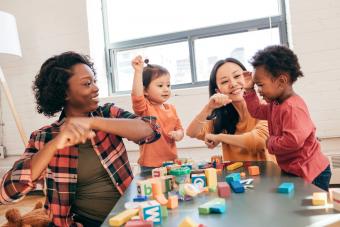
[248,166,260,176]
[167,195,178,209]
[240,172,246,178]
[152,181,162,197]
[155,194,168,206]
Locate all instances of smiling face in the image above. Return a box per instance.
[65,63,99,116]
[215,62,245,102]
[144,73,171,105]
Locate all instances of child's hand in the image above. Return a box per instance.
[131,55,144,73]
[168,130,184,142]
[208,93,232,110]
[204,133,220,149]
[243,71,255,91]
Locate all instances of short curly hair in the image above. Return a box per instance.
[250,45,304,83]
[32,51,96,117]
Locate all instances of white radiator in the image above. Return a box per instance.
[328,155,340,185]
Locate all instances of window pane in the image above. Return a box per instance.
[195,28,281,81]
[115,42,191,92]
[107,0,280,43]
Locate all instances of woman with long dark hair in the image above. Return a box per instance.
[187,58,273,161]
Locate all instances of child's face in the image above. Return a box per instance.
[253,65,282,102]
[215,62,245,102]
[144,74,171,105]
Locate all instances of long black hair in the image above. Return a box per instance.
[208,58,247,134]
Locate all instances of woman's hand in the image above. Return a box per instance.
[131,55,144,73]
[204,133,220,149]
[207,93,232,111]
[54,118,95,149]
[243,71,255,91]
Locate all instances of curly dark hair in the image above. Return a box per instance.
[142,59,169,89]
[32,51,96,117]
[250,45,304,83]
[209,58,247,135]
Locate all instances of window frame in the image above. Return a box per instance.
[102,0,288,95]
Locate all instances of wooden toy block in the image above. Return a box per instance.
[227,162,243,171]
[152,167,167,178]
[217,182,231,198]
[277,182,294,193]
[162,161,174,167]
[248,166,260,176]
[140,200,162,225]
[240,172,246,178]
[167,195,178,209]
[198,198,226,215]
[204,168,217,190]
[229,181,245,193]
[155,194,168,206]
[225,173,241,183]
[125,220,154,227]
[312,192,327,206]
[137,180,153,197]
[182,163,193,169]
[160,205,168,217]
[210,203,226,213]
[109,208,139,226]
[184,183,200,197]
[332,189,340,211]
[152,181,162,197]
[191,174,206,189]
[179,217,199,227]
[158,175,174,193]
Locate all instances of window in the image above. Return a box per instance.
[103,0,287,93]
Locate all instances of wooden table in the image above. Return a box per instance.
[102,161,340,227]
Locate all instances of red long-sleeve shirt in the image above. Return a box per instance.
[244,91,329,182]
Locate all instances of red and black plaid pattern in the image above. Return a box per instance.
[0,103,160,226]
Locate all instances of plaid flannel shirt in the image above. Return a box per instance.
[0,103,160,226]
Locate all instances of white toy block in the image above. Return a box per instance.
[140,200,162,225]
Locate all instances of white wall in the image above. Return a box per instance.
[0,0,340,156]
[0,0,90,154]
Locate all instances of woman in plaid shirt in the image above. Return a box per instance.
[0,52,160,226]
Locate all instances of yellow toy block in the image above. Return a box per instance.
[204,168,217,190]
[179,217,198,227]
[312,192,327,206]
[109,209,139,226]
[227,162,243,171]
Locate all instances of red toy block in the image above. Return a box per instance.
[217,182,231,198]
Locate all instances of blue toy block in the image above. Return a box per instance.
[229,180,245,193]
[225,173,241,183]
[277,182,294,193]
[198,198,226,215]
[191,174,206,189]
[133,195,148,202]
[141,200,162,225]
[210,203,226,213]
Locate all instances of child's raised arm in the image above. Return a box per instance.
[131,55,144,96]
